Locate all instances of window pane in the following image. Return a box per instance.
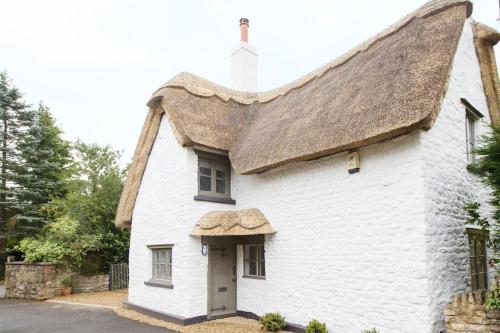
[200,176,211,191]
[259,260,265,277]
[216,178,226,193]
[249,245,257,260]
[249,261,257,276]
[216,169,226,179]
[200,159,211,176]
[244,245,250,260]
[258,245,264,260]
[152,248,172,280]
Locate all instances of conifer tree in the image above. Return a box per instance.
[0,72,31,278]
[13,104,70,233]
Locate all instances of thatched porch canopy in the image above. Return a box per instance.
[190,209,276,237]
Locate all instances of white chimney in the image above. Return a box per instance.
[231,18,258,92]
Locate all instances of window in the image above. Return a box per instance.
[244,244,265,278]
[467,229,488,291]
[461,98,484,164]
[194,150,235,204]
[148,245,172,286]
[465,111,477,164]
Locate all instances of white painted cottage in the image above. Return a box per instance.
[115,1,500,332]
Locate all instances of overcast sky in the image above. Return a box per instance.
[1,0,498,163]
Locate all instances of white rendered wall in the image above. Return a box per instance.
[128,19,493,333]
[420,19,493,332]
[129,113,430,331]
[231,133,429,333]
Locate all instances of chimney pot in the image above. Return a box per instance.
[239,17,249,42]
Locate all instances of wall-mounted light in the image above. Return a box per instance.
[347,151,360,174]
[201,236,208,256]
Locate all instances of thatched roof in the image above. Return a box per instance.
[190,209,275,236]
[116,0,500,228]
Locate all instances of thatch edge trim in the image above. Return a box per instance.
[115,105,163,228]
[472,21,500,125]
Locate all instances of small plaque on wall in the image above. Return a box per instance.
[347,151,360,174]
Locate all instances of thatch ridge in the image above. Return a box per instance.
[152,0,472,106]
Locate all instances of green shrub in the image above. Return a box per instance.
[306,319,328,333]
[486,283,500,311]
[61,276,72,288]
[259,312,286,332]
[362,329,379,333]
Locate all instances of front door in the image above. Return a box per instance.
[208,243,236,318]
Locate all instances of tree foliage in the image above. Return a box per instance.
[19,141,129,272]
[13,104,71,234]
[0,72,129,277]
[467,126,500,262]
[0,72,31,237]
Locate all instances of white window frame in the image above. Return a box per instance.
[462,98,484,165]
[243,243,265,278]
[466,110,477,164]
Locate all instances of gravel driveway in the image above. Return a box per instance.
[0,299,177,333]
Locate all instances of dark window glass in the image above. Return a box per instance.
[467,229,488,291]
[197,155,231,198]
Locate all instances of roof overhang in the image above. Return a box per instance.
[190,208,276,236]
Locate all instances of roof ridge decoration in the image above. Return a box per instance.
[151,0,473,105]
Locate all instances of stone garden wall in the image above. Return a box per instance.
[5,262,110,300]
[445,290,500,333]
[72,274,109,293]
[5,262,71,300]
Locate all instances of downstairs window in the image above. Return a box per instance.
[467,229,488,291]
[244,243,265,278]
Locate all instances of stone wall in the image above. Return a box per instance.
[5,262,110,300]
[5,262,71,300]
[72,274,109,293]
[445,291,500,333]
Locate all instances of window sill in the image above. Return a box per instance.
[242,275,266,280]
[466,162,478,172]
[194,195,236,205]
[144,280,174,289]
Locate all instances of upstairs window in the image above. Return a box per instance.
[467,229,488,291]
[465,111,477,164]
[194,150,235,204]
[462,98,484,164]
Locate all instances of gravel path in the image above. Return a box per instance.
[52,289,127,307]
[54,290,292,333]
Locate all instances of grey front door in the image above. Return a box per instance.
[208,243,236,317]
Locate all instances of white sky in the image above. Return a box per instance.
[1,0,498,163]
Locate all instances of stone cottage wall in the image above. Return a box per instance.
[5,262,110,300]
[445,291,500,333]
[5,262,71,300]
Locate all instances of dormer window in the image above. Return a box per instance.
[194,150,235,204]
[461,98,484,165]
